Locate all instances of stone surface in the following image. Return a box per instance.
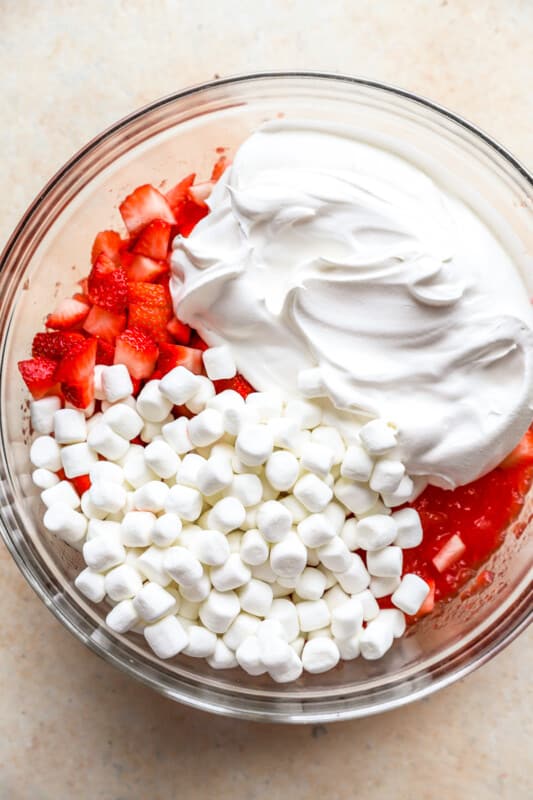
[0,1,532,798]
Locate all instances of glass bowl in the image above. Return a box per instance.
[1,72,532,723]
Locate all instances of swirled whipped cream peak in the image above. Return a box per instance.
[170,120,533,489]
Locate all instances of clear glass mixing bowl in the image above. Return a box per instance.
[1,73,532,723]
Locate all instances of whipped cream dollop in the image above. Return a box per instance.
[171,120,533,489]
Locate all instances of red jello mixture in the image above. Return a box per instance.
[17,159,533,625]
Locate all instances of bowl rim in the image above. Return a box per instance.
[1,70,531,723]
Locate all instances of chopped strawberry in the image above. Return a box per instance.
[87,254,128,313]
[189,181,214,203]
[18,357,58,399]
[500,429,533,469]
[128,304,171,342]
[211,155,229,181]
[189,331,210,351]
[114,327,158,380]
[167,317,191,344]
[95,338,115,365]
[432,534,466,573]
[72,293,90,304]
[165,173,196,209]
[174,195,209,237]
[123,253,169,283]
[127,282,171,308]
[91,230,124,265]
[133,219,172,260]
[83,305,127,343]
[71,474,91,494]
[32,331,86,361]
[62,380,94,409]
[214,374,254,398]
[156,343,204,376]
[119,184,175,236]
[46,297,90,330]
[56,338,97,384]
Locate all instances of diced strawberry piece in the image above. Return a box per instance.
[18,357,58,399]
[133,219,172,260]
[500,429,533,469]
[71,474,91,495]
[165,173,196,209]
[432,534,466,573]
[95,338,115,366]
[156,343,204,376]
[123,253,169,283]
[211,155,230,181]
[119,184,175,236]
[128,304,171,343]
[189,331,210,351]
[46,298,90,330]
[62,380,94,409]
[91,230,124,265]
[167,317,191,344]
[127,282,171,308]
[87,254,128,313]
[72,293,90,304]
[174,196,209,237]
[213,374,254,398]
[188,181,214,203]
[32,331,86,361]
[83,305,127,343]
[56,338,97,384]
[114,327,158,380]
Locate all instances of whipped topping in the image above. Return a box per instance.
[170,120,533,489]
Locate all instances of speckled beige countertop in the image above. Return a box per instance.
[1,2,532,798]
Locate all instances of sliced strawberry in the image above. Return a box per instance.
[133,219,172,260]
[211,156,230,181]
[165,173,196,210]
[114,327,158,380]
[128,304,171,343]
[500,428,533,469]
[95,338,115,366]
[123,253,169,283]
[189,331,210,351]
[46,297,90,330]
[167,317,191,344]
[83,305,127,343]
[91,230,124,265]
[18,357,58,399]
[32,331,86,361]
[432,534,466,573]
[119,184,175,236]
[87,254,128,313]
[62,380,94,409]
[56,338,97,384]
[71,474,91,495]
[127,282,171,308]
[175,197,209,237]
[214,374,254,398]
[155,343,203,376]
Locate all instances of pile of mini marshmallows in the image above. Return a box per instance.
[28,345,430,682]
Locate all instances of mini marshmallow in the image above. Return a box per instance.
[380,608,407,638]
[106,600,140,634]
[359,612,395,660]
[318,538,352,572]
[249,558,277,584]
[341,444,374,482]
[144,614,188,659]
[87,423,129,461]
[240,529,269,566]
[74,567,105,602]
[120,511,156,547]
[30,435,62,471]
[132,481,170,513]
[392,507,423,548]
[190,529,230,566]
[353,589,380,621]
[264,451,298,493]
[306,548,320,567]
[89,481,127,514]
[235,636,267,676]
[367,546,403,577]
[159,366,201,405]
[222,612,260,651]
[271,582,293,598]
[334,478,377,515]
[265,599,299,641]
[152,513,182,547]
[182,625,217,658]
[202,346,236,381]
[335,635,360,661]
[32,468,59,490]
[211,553,251,592]
[331,598,364,639]
[260,478,279,503]
[391,573,430,615]
[144,439,180,479]
[340,518,360,550]
[296,599,330,632]
[104,563,143,601]
[89,460,124,485]
[136,546,172,586]
[294,474,333,512]
[101,364,134,403]
[270,532,307,579]
[245,391,283,421]
[370,575,401,599]
[87,519,122,541]
[177,453,206,488]
[133,582,177,622]
[81,491,107,520]
[335,554,371,594]
[228,474,261,508]
[297,513,336,547]
[121,446,157,488]
[186,375,216,414]
[208,497,246,533]
[30,396,62,434]
[196,454,233,496]
[140,419,167,444]
[256,500,292,543]
[199,589,240,634]
[359,419,398,455]
[238,578,273,616]
[53,409,87,444]
[93,365,106,400]
[179,574,211,602]
[83,535,126,572]
[235,424,274,466]
[136,380,174,422]
[279,495,308,524]
[285,399,322,429]
[311,426,345,465]
[263,641,303,683]
[188,408,224,447]
[302,638,340,674]
[322,502,346,536]
[100,395,137,413]
[207,639,238,669]
[267,417,301,451]
[323,585,350,611]
[301,442,335,478]
[163,546,204,587]
[102,403,143,440]
[223,404,259,437]
[297,367,326,398]
[207,389,244,414]
[320,566,337,590]
[295,567,327,601]
[370,458,405,494]
[41,480,80,509]
[60,442,98,479]
[355,514,398,551]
